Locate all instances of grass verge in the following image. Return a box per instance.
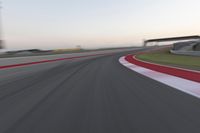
[136,49,200,71]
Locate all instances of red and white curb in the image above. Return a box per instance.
[119,56,200,99]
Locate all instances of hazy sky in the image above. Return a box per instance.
[3,0,200,50]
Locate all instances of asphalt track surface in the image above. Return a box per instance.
[0,49,200,133]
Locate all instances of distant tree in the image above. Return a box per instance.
[76,45,82,49]
[0,40,4,49]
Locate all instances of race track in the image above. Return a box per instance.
[0,48,200,133]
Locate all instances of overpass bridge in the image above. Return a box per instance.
[144,35,200,46]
